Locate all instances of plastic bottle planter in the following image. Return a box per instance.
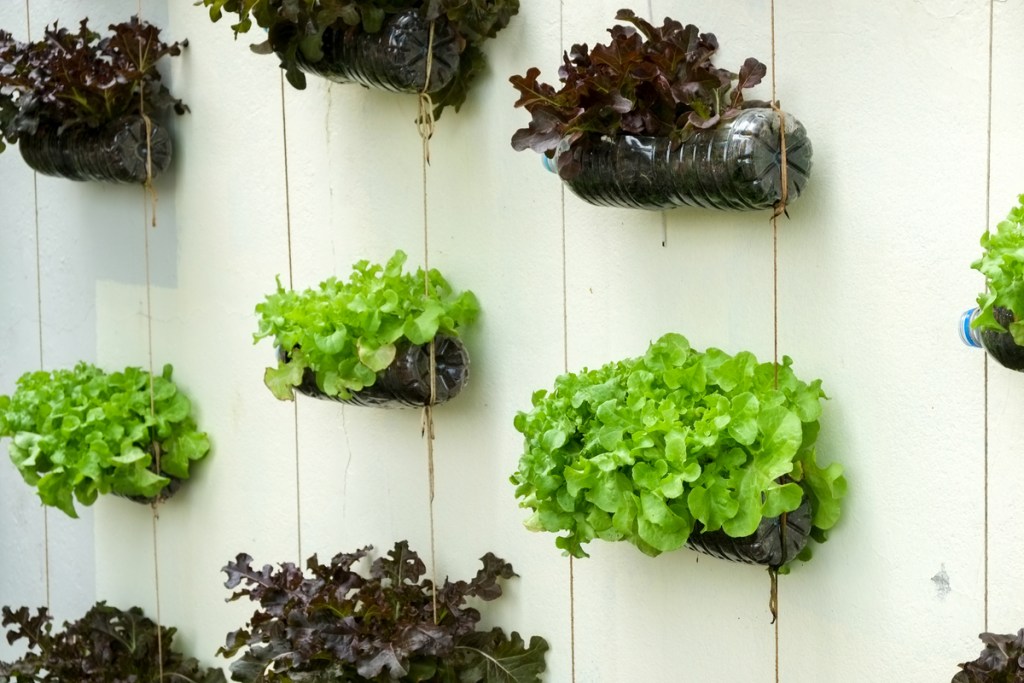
[982,307,1024,370]
[117,480,182,505]
[291,10,460,94]
[962,306,1024,371]
[686,495,812,567]
[115,466,183,506]
[17,116,173,183]
[553,108,812,211]
[281,334,470,408]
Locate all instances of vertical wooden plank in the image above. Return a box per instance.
[556,2,779,681]
[282,61,434,569]
[777,1,988,680]
[985,0,1024,640]
[1,0,155,635]
[92,0,296,664]
[0,2,47,664]
[427,3,572,679]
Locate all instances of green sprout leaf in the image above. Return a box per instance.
[263,361,305,401]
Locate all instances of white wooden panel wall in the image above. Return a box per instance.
[0,0,1018,680]
[986,0,1024,637]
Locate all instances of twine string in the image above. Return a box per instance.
[770,102,789,221]
[417,19,439,625]
[141,112,157,226]
[769,1,782,680]
[278,71,302,564]
[982,0,994,632]
[417,21,437,160]
[136,3,164,677]
[647,0,668,246]
[24,0,51,612]
[554,2,576,680]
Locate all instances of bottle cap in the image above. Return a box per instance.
[960,308,982,348]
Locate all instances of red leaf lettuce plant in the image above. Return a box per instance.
[953,629,1024,682]
[199,0,518,117]
[219,541,548,682]
[0,17,187,153]
[0,602,225,683]
[510,9,768,179]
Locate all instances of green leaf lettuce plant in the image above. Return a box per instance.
[0,17,187,154]
[510,9,768,179]
[511,333,846,564]
[199,0,519,117]
[0,363,211,517]
[972,194,1024,345]
[219,541,548,682]
[0,602,225,683]
[255,250,479,401]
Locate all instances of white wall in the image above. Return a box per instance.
[1,0,1020,680]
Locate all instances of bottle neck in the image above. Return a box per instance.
[959,307,982,348]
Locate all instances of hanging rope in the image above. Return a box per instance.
[768,0,783,680]
[134,1,164,677]
[642,0,669,247]
[417,19,440,625]
[24,0,51,612]
[982,0,994,633]
[278,71,303,564]
[555,2,576,680]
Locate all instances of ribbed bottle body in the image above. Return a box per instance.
[557,108,812,211]
[295,11,460,93]
[289,334,470,408]
[18,116,172,183]
[980,307,1024,371]
[685,495,812,567]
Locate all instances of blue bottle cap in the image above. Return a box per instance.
[960,308,982,348]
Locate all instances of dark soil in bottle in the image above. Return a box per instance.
[557,108,813,211]
[286,334,470,408]
[18,116,172,183]
[981,306,1024,371]
[293,10,460,94]
[685,494,812,567]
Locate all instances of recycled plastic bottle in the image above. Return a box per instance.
[115,464,182,506]
[294,10,460,94]
[960,307,1024,371]
[18,116,172,183]
[290,334,470,408]
[685,495,812,567]
[553,107,813,211]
